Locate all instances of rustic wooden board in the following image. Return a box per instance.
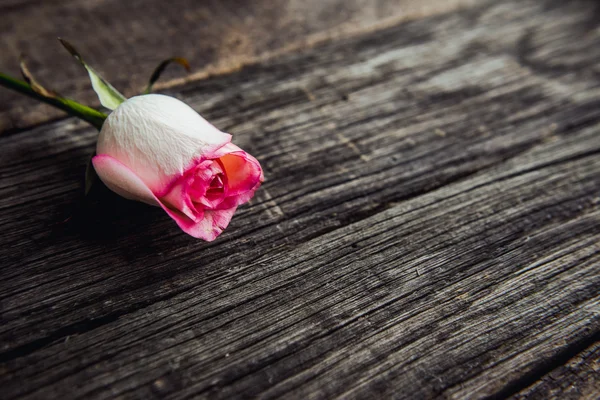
[1,0,600,399]
[513,343,600,400]
[0,0,473,131]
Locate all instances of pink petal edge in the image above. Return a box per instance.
[152,140,231,198]
[92,154,236,241]
[150,142,264,199]
[217,143,264,195]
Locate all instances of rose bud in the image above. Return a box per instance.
[92,94,263,241]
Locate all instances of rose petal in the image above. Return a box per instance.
[93,154,235,241]
[97,94,232,193]
[218,143,264,196]
[92,154,158,206]
[172,207,238,241]
[160,178,201,222]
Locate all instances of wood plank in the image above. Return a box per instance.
[0,0,473,131]
[1,0,600,398]
[511,343,600,400]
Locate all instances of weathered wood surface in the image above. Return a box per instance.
[1,0,600,399]
[513,343,600,400]
[0,0,473,131]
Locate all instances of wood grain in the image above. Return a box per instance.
[1,0,599,399]
[0,0,474,131]
[512,343,600,400]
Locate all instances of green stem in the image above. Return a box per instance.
[0,72,107,130]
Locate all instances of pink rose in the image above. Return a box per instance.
[92,94,263,241]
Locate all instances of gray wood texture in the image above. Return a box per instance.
[1,0,599,399]
[0,0,473,131]
[513,343,600,399]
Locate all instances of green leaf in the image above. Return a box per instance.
[143,57,190,94]
[59,38,126,110]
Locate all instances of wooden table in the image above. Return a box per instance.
[1,0,599,398]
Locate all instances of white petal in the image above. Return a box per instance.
[92,155,158,206]
[96,94,231,193]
